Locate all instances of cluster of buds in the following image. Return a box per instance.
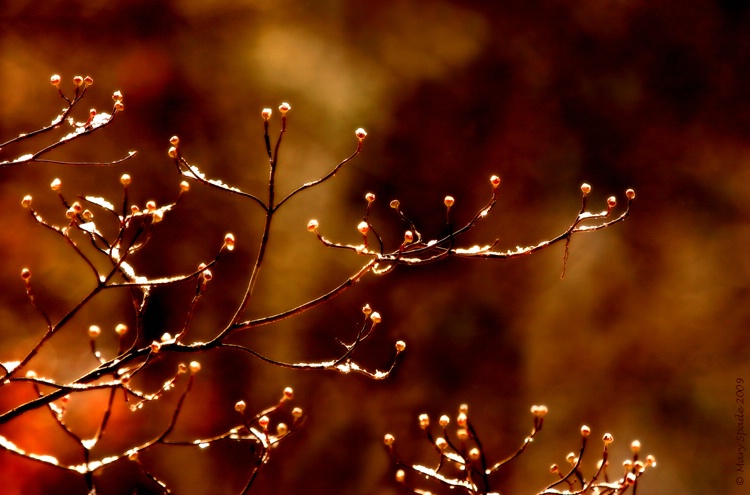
[386,404,652,494]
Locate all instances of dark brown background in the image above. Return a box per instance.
[1,1,748,494]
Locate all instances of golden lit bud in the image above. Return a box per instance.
[88,325,101,339]
[307,219,319,232]
[189,361,201,373]
[278,102,291,114]
[490,175,501,187]
[581,183,592,196]
[292,407,303,418]
[355,128,367,140]
[357,221,369,234]
[168,146,178,158]
[531,405,548,418]
[224,233,235,251]
[602,433,614,445]
[581,425,591,437]
[390,199,400,209]
[258,415,269,429]
[115,323,128,336]
[276,423,289,437]
[50,178,62,191]
[50,74,61,86]
[456,428,468,440]
[170,135,180,146]
[283,387,294,400]
[365,192,376,203]
[607,196,617,208]
[444,196,455,207]
[383,433,395,446]
[120,174,131,186]
[395,340,406,352]
[21,195,32,208]
[370,312,381,324]
[362,304,372,315]
[83,76,94,86]
[112,90,123,101]
[404,230,413,243]
[468,447,480,460]
[73,76,84,87]
[631,440,641,453]
[395,469,405,483]
[419,413,430,429]
[21,268,31,281]
[439,415,450,427]
[435,437,448,450]
[261,108,272,121]
[114,101,124,112]
[626,188,636,200]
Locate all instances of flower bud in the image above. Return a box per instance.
[403,230,414,243]
[389,199,400,209]
[189,361,201,373]
[602,433,614,445]
[73,76,84,87]
[150,341,161,353]
[83,76,94,86]
[114,101,124,112]
[21,195,32,208]
[258,415,270,429]
[170,135,180,146]
[419,413,429,429]
[581,183,592,196]
[490,175,501,187]
[459,404,468,414]
[439,415,450,427]
[383,433,395,446]
[456,428,468,440]
[128,451,138,461]
[201,269,213,281]
[566,452,577,465]
[88,325,101,339]
[626,188,636,200]
[178,363,187,374]
[395,469,405,483]
[224,233,235,251]
[115,323,128,336]
[530,405,548,418]
[292,407,303,418]
[26,370,37,379]
[160,332,172,342]
[120,174,131,186]
[444,196,455,207]
[370,312,381,324]
[50,74,61,86]
[550,464,559,473]
[468,447,480,460]
[435,437,448,450]
[278,102,291,114]
[355,128,367,140]
[21,268,31,281]
[307,219,319,232]
[395,340,406,352]
[146,201,157,212]
[607,196,617,208]
[276,423,289,437]
[630,440,641,453]
[179,181,190,192]
[168,146,178,158]
[365,192,375,203]
[646,454,656,467]
[581,425,591,437]
[457,412,467,426]
[112,91,123,101]
[625,472,636,485]
[50,178,62,191]
[362,304,372,315]
[283,387,294,400]
[261,108,272,121]
[357,221,369,234]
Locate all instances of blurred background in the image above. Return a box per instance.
[1,0,748,494]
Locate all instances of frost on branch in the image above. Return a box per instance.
[0,75,639,493]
